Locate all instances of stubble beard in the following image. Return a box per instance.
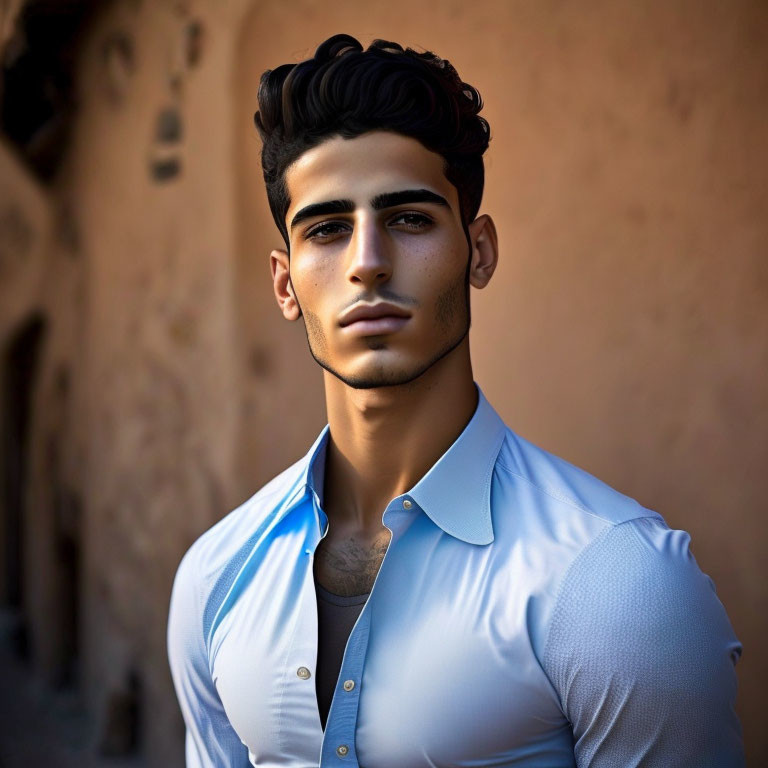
[296,254,472,391]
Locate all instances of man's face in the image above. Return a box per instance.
[276,131,475,390]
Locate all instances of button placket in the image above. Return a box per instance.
[320,610,371,765]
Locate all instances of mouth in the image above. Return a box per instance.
[340,315,411,336]
[338,302,412,335]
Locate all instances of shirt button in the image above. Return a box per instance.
[336,744,349,757]
[296,666,311,679]
[342,679,355,691]
[402,499,412,509]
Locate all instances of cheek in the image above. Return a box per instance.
[418,235,469,308]
[302,307,329,354]
[433,266,469,332]
[401,240,462,301]
[291,258,335,306]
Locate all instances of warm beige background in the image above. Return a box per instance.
[0,0,765,765]
[235,2,767,760]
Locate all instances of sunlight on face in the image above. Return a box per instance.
[283,131,473,390]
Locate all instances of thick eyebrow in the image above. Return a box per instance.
[371,189,449,211]
[290,199,354,231]
[289,188,450,232]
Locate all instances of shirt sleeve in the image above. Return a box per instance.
[542,515,744,767]
[167,547,250,767]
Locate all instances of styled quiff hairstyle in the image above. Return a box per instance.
[254,33,490,248]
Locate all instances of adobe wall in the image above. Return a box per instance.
[67,1,247,761]
[1,1,247,764]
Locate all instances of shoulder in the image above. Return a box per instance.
[542,515,742,698]
[188,456,305,573]
[169,455,308,632]
[495,427,657,527]
[539,515,744,764]
[491,426,739,663]
[492,426,736,642]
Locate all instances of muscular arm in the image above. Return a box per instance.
[167,547,250,767]
[542,516,744,767]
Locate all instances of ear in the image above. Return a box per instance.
[270,249,302,320]
[466,214,499,289]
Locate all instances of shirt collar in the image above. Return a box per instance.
[292,383,507,546]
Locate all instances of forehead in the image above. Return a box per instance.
[284,131,459,220]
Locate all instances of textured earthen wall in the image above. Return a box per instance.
[0,141,55,624]
[65,2,246,762]
[1,1,253,762]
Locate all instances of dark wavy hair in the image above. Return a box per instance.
[254,34,491,248]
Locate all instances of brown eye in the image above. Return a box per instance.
[306,221,350,241]
[390,212,433,230]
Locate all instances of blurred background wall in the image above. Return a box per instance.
[0,0,765,766]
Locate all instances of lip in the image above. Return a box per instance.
[338,302,412,328]
[341,315,410,336]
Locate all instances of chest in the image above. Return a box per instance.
[313,527,391,596]
[208,514,571,766]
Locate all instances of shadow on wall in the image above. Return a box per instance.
[2,312,47,656]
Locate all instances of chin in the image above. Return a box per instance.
[319,349,455,391]
[342,372,423,390]
[327,362,426,390]
[310,325,470,391]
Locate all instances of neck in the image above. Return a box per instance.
[321,339,478,536]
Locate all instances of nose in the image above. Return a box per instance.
[344,215,392,288]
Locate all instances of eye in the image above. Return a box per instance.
[305,221,351,242]
[389,212,433,231]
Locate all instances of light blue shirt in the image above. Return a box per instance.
[168,384,743,767]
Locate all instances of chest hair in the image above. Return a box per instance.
[313,529,391,597]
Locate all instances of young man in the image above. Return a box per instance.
[168,34,744,767]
